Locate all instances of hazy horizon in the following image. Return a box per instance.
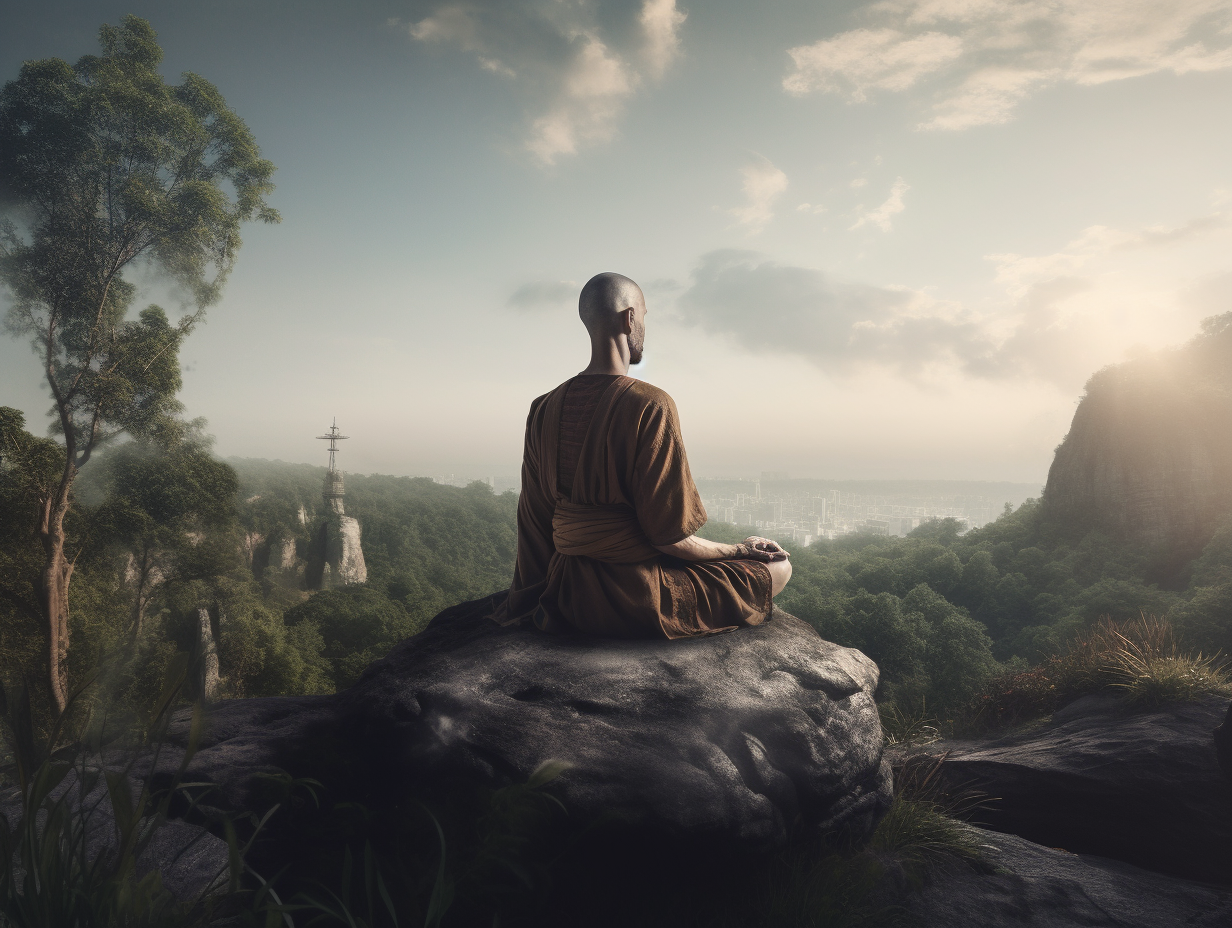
[3,0,1230,485]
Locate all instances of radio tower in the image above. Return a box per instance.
[317,418,349,473]
[316,419,350,513]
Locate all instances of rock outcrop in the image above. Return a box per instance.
[922,694,1232,885]
[1042,314,1232,569]
[307,467,366,588]
[156,594,892,856]
[901,827,1232,928]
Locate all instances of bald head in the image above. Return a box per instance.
[578,273,645,337]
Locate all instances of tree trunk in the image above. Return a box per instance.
[196,606,220,702]
[128,550,149,643]
[38,492,74,715]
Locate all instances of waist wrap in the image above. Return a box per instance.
[551,501,659,563]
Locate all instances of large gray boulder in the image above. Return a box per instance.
[925,694,1232,884]
[902,827,1232,927]
[162,594,893,854]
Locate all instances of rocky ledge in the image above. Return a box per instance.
[903,826,1232,928]
[157,594,893,855]
[915,692,1232,885]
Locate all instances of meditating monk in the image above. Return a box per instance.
[492,272,792,637]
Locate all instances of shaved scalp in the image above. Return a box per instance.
[579,272,643,336]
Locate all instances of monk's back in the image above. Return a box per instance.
[498,374,772,638]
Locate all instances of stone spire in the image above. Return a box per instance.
[307,418,367,589]
[317,419,348,515]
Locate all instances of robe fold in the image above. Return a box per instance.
[492,374,773,638]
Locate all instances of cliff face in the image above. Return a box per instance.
[1043,315,1232,569]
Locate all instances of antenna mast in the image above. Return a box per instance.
[316,418,350,473]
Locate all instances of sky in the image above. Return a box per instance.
[2,0,1230,485]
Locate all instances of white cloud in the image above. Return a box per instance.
[406,6,481,48]
[528,36,636,162]
[641,0,688,79]
[851,177,910,231]
[729,159,789,233]
[783,0,1232,130]
[784,27,964,99]
[397,0,687,163]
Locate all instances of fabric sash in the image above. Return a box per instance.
[552,500,658,563]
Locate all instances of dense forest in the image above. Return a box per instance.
[5,401,1231,730]
[0,430,520,718]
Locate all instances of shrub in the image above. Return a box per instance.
[284,587,427,689]
[957,615,1230,731]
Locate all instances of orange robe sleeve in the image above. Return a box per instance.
[630,393,708,546]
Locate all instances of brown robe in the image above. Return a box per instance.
[492,374,772,638]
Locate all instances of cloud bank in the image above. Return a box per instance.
[784,0,1232,129]
[674,208,1230,389]
[397,0,687,162]
[675,250,985,379]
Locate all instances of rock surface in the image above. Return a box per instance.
[1041,317,1232,566]
[1217,701,1232,780]
[924,694,1232,884]
[0,767,229,902]
[162,594,893,854]
[903,827,1232,927]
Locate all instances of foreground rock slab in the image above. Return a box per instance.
[0,767,229,903]
[165,595,893,854]
[927,694,1232,884]
[903,827,1232,928]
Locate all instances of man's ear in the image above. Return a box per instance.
[621,307,635,333]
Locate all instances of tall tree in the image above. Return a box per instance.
[99,436,239,641]
[0,16,278,710]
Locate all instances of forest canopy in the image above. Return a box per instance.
[5,439,1231,728]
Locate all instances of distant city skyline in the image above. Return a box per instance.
[3,1,1229,484]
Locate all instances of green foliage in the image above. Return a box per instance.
[284,587,422,690]
[219,599,333,697]
[0,14,279,324]
[230,459,520,668]
[706,496,1232,722]
[0,13,278,713]
[957,615,1231,732]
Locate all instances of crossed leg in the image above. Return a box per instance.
[766,557,792,597]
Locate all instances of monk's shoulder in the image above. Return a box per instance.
[620,378,679,415]
[526,380,572,422]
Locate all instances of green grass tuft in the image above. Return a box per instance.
[955,615,1231,732]
[879,701,940,748]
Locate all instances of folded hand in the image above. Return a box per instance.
[742,536,789,562]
